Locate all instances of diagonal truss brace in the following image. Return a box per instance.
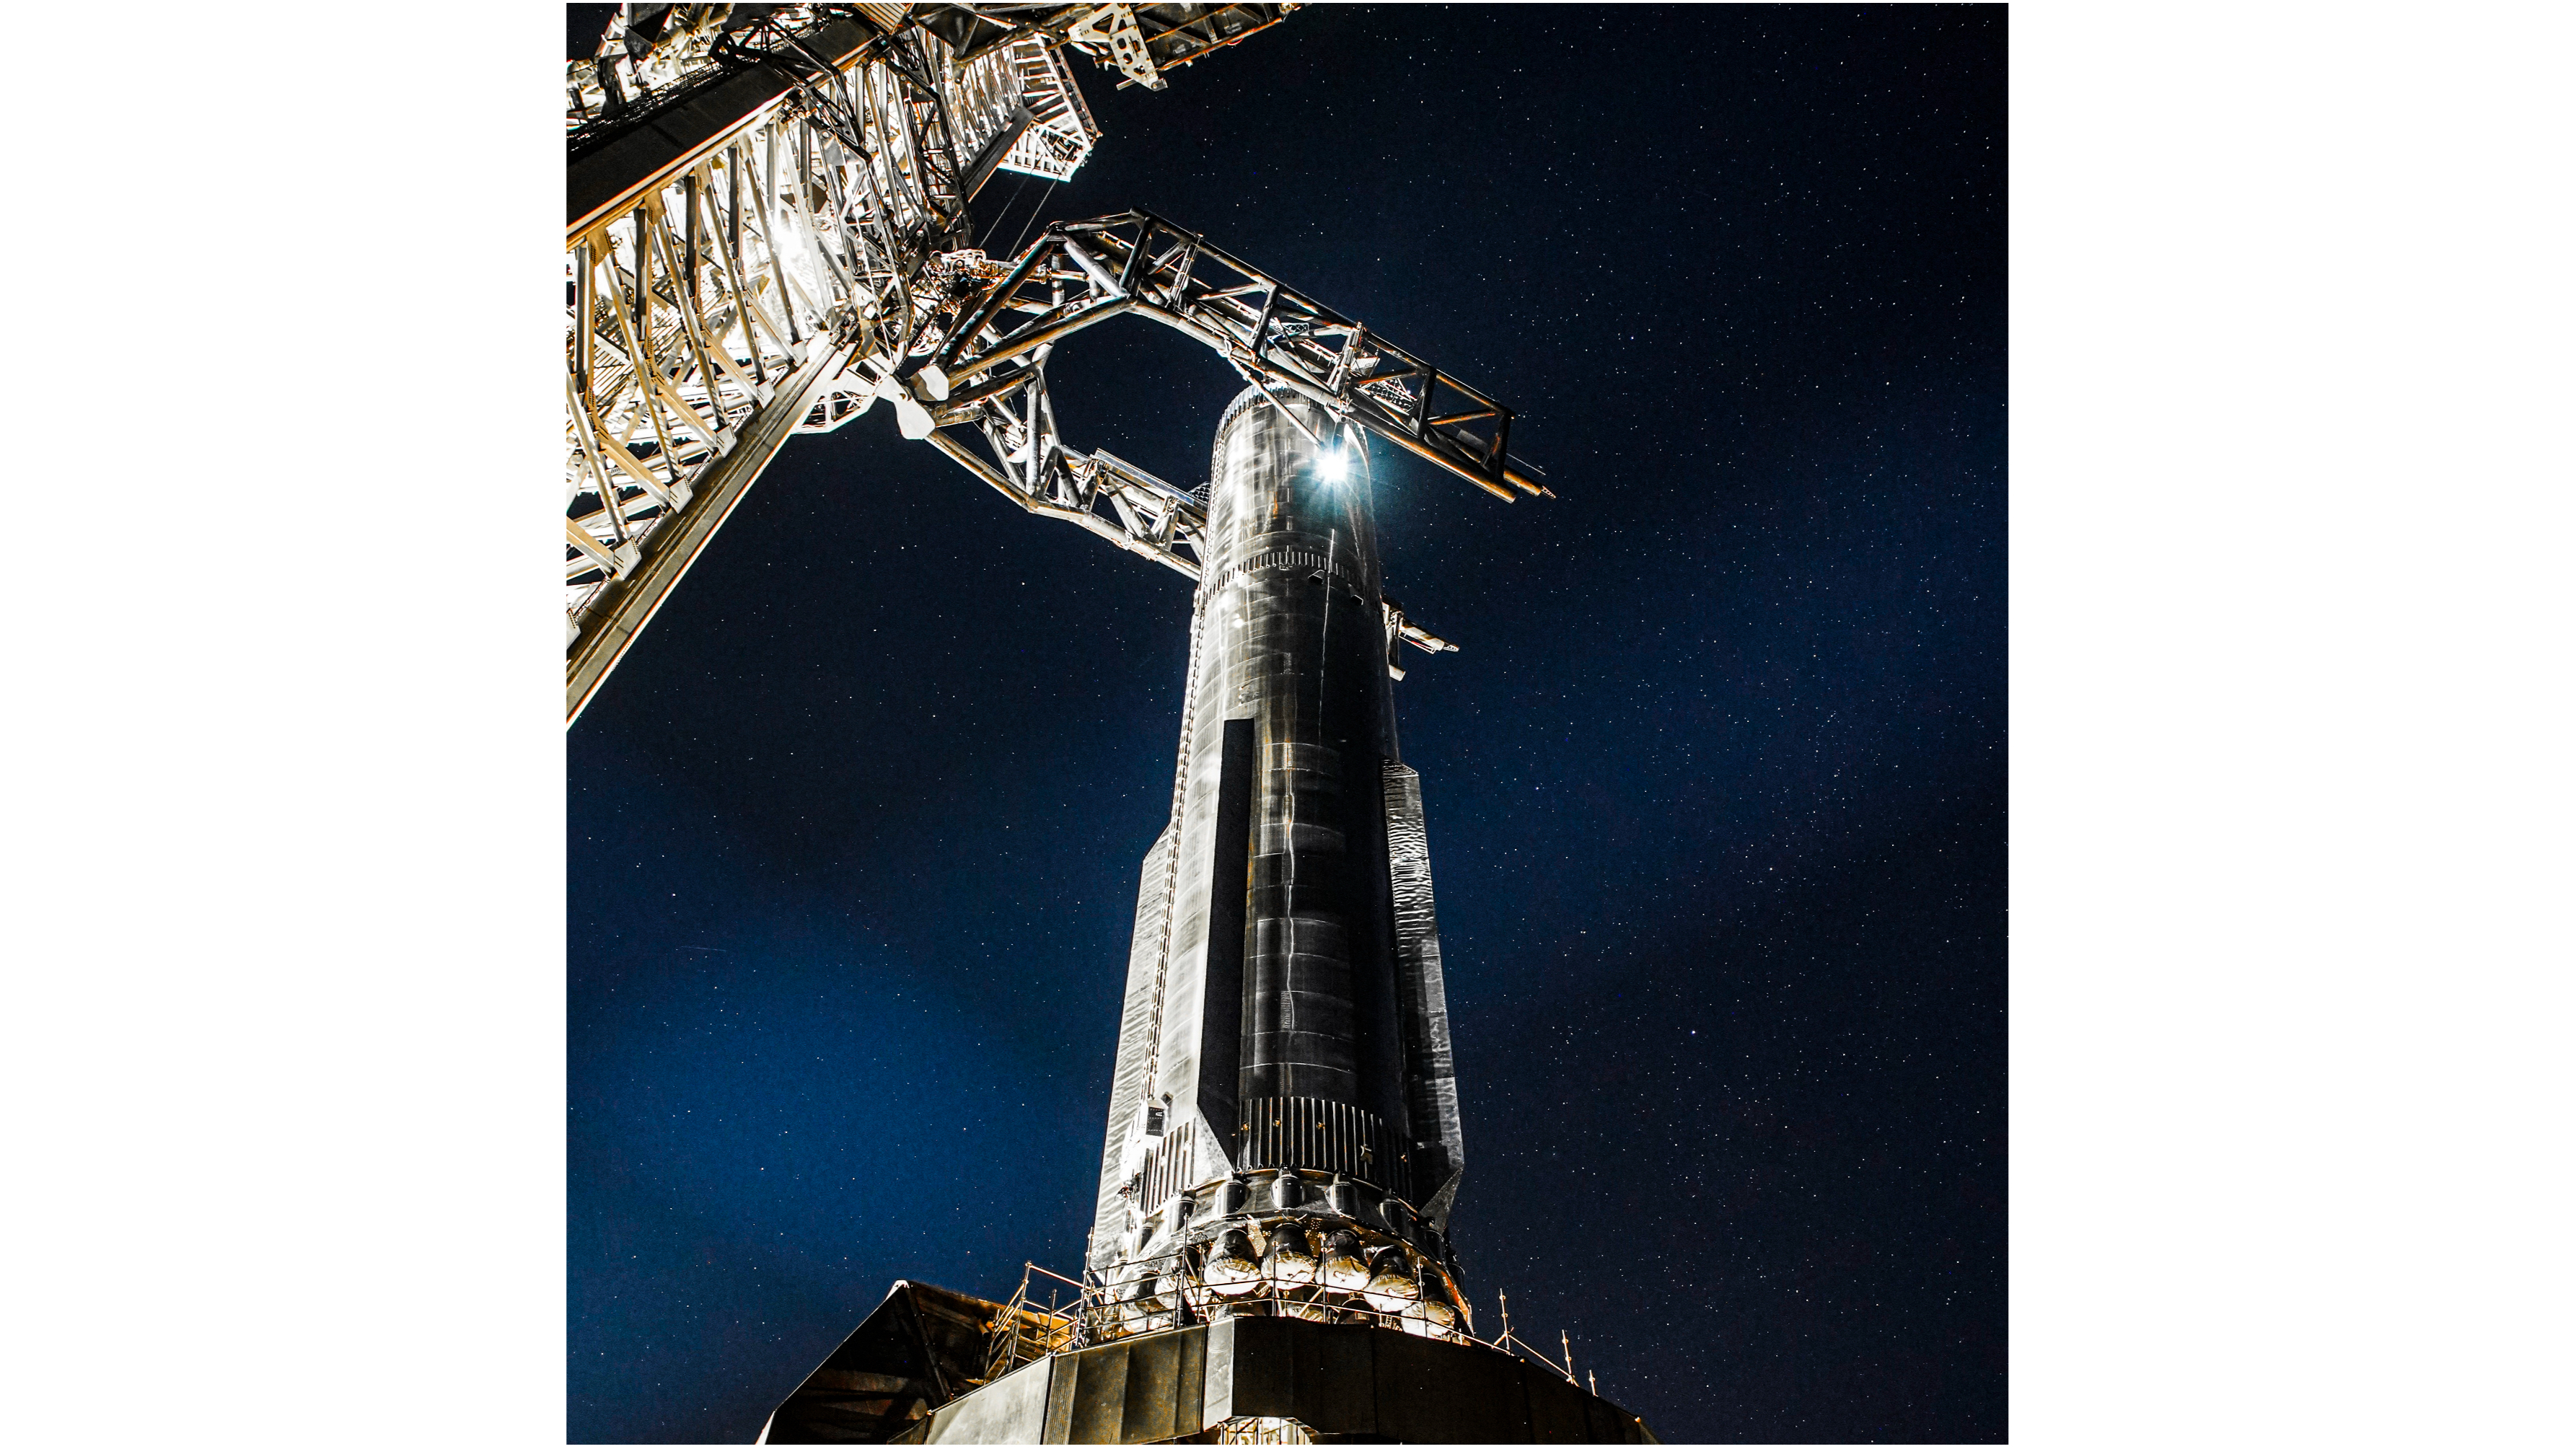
[893,211,1539,656]
[567,12,1304,726]
[920,212,1548,501]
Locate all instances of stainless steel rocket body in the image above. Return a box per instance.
[1088,387,1467,1329]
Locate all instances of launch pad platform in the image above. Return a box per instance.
[760,1280,1657,1445]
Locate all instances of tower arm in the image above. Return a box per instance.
[903,338,1459,657]
[565,7,1303,726]
[916,211,1549,502]
[880,211,1530,654]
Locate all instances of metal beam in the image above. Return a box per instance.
[958,103,1036,201]
[929,212,1542,506]
[566,9,1304,728]
[567,340,850,726]
[568,18,879,236]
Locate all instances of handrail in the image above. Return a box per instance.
[984,1251,1597,1393]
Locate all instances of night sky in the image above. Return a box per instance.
[571,7,2004,1443]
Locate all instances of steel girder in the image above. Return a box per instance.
[920,212,1548,503]
[899,211,1544,654]
[566,9,1098,722]
[563,8,1352,725]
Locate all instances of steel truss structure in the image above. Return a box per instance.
[564,4,1531,724]
[903,210,1548,635]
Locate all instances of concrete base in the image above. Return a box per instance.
[889,1316,1656,1445]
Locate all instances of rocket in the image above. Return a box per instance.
[1087,385,1469,1327]
[755,214,1668,1443]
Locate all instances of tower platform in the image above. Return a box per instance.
[765,1301,1656,1445]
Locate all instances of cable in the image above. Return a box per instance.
[1006,180,1058,258]
[977,172,1034,250]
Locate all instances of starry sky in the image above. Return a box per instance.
[569,6,2004,1443]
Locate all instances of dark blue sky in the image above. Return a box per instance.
[571,6,2004,1442]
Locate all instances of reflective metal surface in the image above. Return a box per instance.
[1086,389,1469,1326]
[564,6,1307,723]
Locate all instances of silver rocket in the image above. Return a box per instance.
[1087,385,1469,1329]
[762,387,1666,1446]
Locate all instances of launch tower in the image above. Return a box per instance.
[561,5,1653,1440]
